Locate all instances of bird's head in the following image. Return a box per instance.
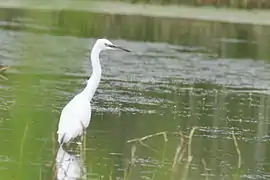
[94,38,131,52]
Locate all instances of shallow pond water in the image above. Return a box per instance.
[1,27,270,180]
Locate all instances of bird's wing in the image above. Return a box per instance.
[57,94,91,143]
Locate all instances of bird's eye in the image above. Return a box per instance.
[104,43,109,47]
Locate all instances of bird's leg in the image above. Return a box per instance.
[78,122,86,160]
[79,140,83,159]
[83,129,86,160]
[79,129,86,160]
[77,132,83,159]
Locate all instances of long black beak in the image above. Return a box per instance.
[106,44,131,52]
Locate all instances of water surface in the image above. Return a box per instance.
[1,28,270,180]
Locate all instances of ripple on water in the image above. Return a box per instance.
[1,29,270,179]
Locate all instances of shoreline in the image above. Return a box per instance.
[0,0,270,25]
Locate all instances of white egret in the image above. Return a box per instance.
[57,38,130,146]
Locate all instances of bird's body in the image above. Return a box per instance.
[57,38,130,145]
[57,94,91,144]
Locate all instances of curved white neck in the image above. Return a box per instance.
[82,46,102,101]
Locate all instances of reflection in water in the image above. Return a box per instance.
[56,147,86,180]
[1,8,270,61]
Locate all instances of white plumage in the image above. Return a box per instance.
[57,38,130,145]
[57,94,91,144]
